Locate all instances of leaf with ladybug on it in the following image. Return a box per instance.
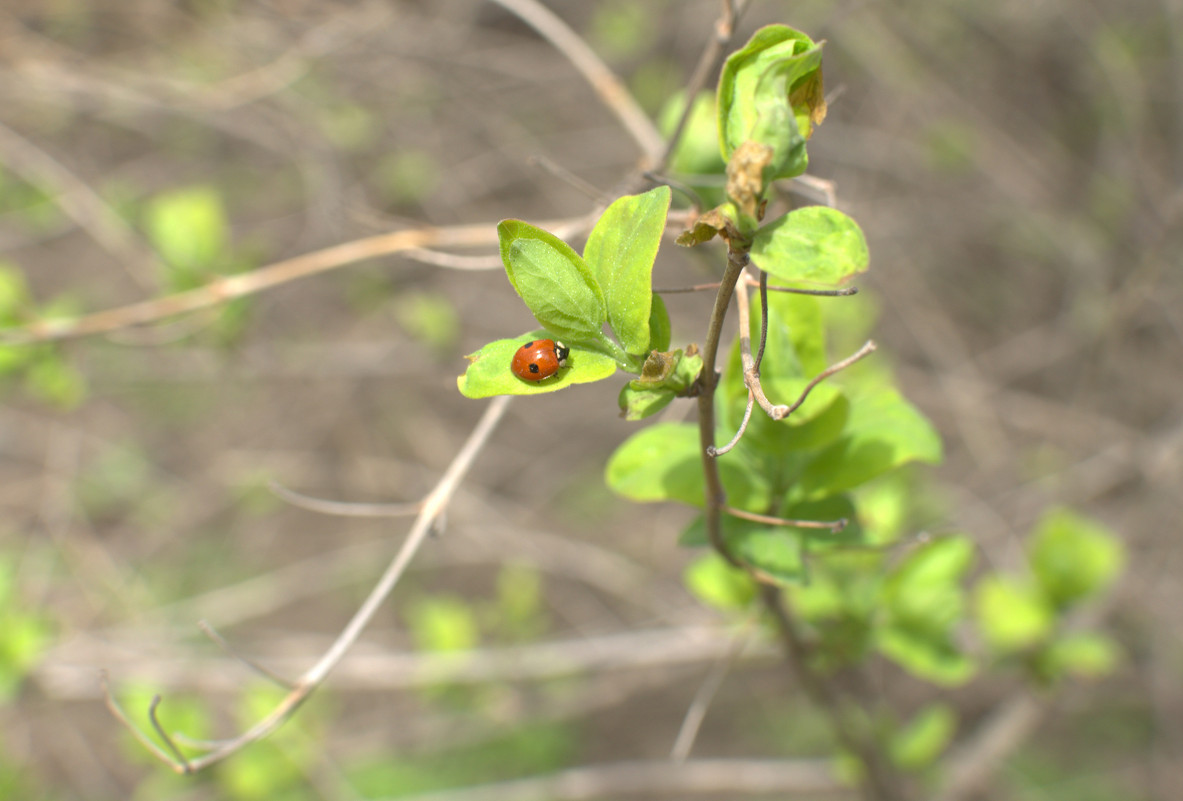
[460,187,675,398]
[457,332,617,399]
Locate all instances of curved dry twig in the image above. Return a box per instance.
[723,506,847,534]
[1,215,594,345]
[268,480,423,518]
[104,394,513,773]
[769,340,878,421]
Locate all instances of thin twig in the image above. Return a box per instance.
[732,268,781,424]
[764,285,859,297]
[269,480,423,518]
[400,249,504,271]
[147,695,191,772]
[670,623,753,762]
[655,0,753,173]
[488,0,664,165]
[0,215,594,344]
[527,155,609,203]
[770,340,877,421]
[100,679,177,769]
[655,281,723,294]
[724,506,847,533]
[106,395,513,772]
[754,269,770,369]
[709,395,753,456]
[0,120,161,289]
[197,620,294,689]
[374,758,839,801]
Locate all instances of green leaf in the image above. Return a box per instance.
[797,388,942,500]
[683,553,756,611]
[392,291,459,353]
[891,704,957,770]
[406,596,479,653]
[458,331,617,398]
[144,185,229,287]
[882,535,975,632]
[974,575,1055,652]
[618,384,675,421]
[0,264,31,323]
[680,514,805,585]
[618,344,703,420]
[877,537,977,683]
[23,355,86,409]
[735,528,805,584]
[0,612,52,701]
[499,220,606,342]
[649,293,672,352]
[583,186,671,355]
[751,207,870,287]
[717,25,823,179]
[605,421,769,509]
[1040,632,1121,679]
[659,91,725,187]
[1028,508,1124,610]
[878,626,975,686]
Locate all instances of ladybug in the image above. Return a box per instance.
[511,338,569,382]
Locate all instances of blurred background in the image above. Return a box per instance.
[0,1,1178,799]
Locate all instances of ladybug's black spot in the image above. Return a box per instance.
[528,363,540,374]
[522,340,535,348]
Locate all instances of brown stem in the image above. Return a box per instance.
[696,247,749,564]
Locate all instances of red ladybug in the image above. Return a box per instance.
[511,338,569,382]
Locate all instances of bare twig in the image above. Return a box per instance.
[0,215,594,344]
[769,340,877,421]
[724,506,847,533]
[0,120,161,288]
[488,0,664,166]
[197,620,294,689]
[764,285,859,297]
[54,625,779,699]
[105,395,513,773]
[655,0,754,173]
[268,480,422,518]
[147,695,191,772]
[100,673,179,768]
[655,281,724,294]
[709,394,753,456]
[527,155,609,203]
[670,623,754,762]
[375,758,840,801]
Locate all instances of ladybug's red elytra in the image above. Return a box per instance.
[511,338,569,382]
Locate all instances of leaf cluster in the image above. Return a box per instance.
[458,186,674,399]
